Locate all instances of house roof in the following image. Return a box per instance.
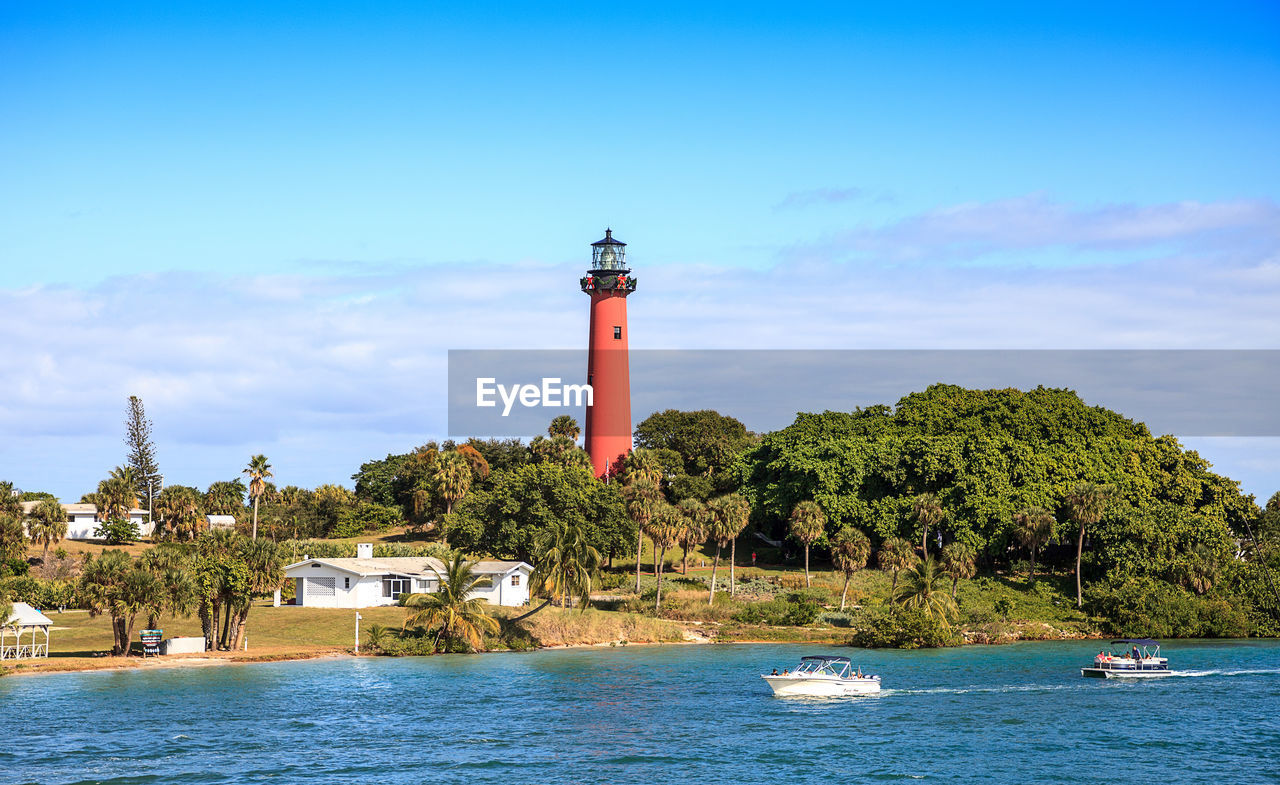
[4,602,53,628]
[19,501,144,516]
[285,556,530,578]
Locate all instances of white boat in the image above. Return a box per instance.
[762,655,882,696]
[1081,639,1173,679]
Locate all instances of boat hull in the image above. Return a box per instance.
[1081,667,1174,679]
[762,675,881,696]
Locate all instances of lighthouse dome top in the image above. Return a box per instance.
[590,228,627,270]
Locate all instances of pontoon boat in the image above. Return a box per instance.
[1081,639,1172,679]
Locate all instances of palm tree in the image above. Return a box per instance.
[27,499,67,562]
[648,503,684,611]
[1065,482,1114,608]
[676,498,708,575]
[912,493,945,556]
[938,541,977,598]
[97,467,138,525]
[622,477,662,593]
[878,536,916,593]
[243,454,274,540]
[715,494,751,596]
[1012,507,1054,581]
[227,538,287,650]
[530,518,601,610]
[0,514,25,562]
[137,547,197,629]
[0,481,20,518]
[155,485,204,541]
[1174,544,1220,595]
[789,500,826,588]
[831,527,871,610]
[892,556,957,622]
[402,554,499,652]
[433,450,472,517]
[704,496,734,604]
[547,415,581,440]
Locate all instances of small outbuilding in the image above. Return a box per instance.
[1,602,53,660]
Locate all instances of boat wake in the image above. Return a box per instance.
[883,684,1079,696]
[1165,668,1280,678]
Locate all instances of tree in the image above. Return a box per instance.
[893,556,957,622]
[137,547,197,629]
[938,542,976,599]
[402,554,499,652]
[548,415,581,441]
[0,514,25,562]
[243,454,274,540]
[622,477,662,594]
[1012,507,1054,581]
[80,550,159,656]
[0,481,21,518]
[124,396,162,508]
[676,498,708,575]
[788,500,826,588]
[154,485,204,540]
[1065,482,1114,608]
[711,493,750,596]
[703,496,739,605]
[1173,545,1220,595]
[27,499,67,562]
[648,503,684,611]
[225,538,286,650]
[911,492,945,556]
[633,409,754,498]
[878,536,915,593]
[832,527,871,610]
[528,518,601,611]
[205,479,247,516]
[433,450,472,519]
[89,468,140,544]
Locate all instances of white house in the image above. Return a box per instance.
[19,501,151,540]
[206,514,236,531]
[284,543,533,609]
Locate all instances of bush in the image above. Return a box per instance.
[0,576,76,609]
[731,592,821,626]
[1,557,29,578]
[850,606,957,649]
[330,503,403,538]
[819,611,854,628]
[1086,575,1252,638]
[95,518,140,544]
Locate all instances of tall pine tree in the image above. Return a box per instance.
[125,396,162,507]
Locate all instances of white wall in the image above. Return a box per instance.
[284,562,532,608]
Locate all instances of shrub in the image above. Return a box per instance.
[0,576,76,609]
[1,557,29,578]
[1086,575,1252,638]
[850,606,957,649]
[95,518,140,545]
[731,592,821,626]
[331,502,403,538]
[819,611,854,628]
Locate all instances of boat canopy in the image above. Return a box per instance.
[800,655,852,664]
[1110,639,1159,646]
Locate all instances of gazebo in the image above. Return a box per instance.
[1,602,53,660]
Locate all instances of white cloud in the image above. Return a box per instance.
[2,194,1277,499]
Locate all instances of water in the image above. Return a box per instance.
[3,640,1278,784]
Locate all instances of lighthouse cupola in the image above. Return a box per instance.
[590,228,627,270]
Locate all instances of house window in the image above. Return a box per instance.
[382,576,411,598]
[308,577,336,597]
[511,575,521,586]
[613,326,622,339]
[416,579,436,592]
[344,577,350,590]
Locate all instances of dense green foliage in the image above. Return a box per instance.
[742,385,1271,638]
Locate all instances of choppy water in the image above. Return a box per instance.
[2,639,1278,784]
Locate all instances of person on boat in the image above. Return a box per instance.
[771,669,778,676]
[1133,645,1141,661]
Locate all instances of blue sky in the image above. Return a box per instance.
[2,2,1278,501]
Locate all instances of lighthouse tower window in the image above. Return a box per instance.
[614,326,622,339]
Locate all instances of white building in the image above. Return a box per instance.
[206,514,236,531]
[19,501,151,540]
[284,543,532,609]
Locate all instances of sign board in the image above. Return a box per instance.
[140,629,163,657]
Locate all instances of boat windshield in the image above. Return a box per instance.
[795,659,851,677]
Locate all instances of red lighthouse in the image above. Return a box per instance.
[580,229,636,479]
